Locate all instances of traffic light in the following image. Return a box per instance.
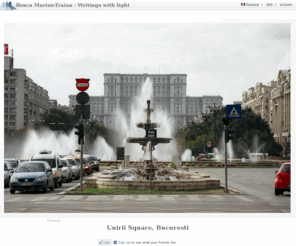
[74,123,84,144]
[225,128,234,143]
[222,117,230,125]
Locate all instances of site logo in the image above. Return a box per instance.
[114,241,117,244]
[241,3,246,6]
[0,1,16,11]
[98,239,112,245]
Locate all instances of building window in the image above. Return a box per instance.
[130,77,133,83]
[177,77,179,83]
[153,78,156,83]
[177,91,180,97]
[135,77,137,83]
[158,78,160,83]
[126,77,128,83]
[111,77,113,83]
[140,77,142,83]
[130,91,133,97]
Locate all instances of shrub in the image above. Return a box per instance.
[216,164,221,167]
[185,163,191,166]
[168,162,177,169]
[208,163,212,166]
[198,163,203,166]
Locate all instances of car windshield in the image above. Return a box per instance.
[6,160,18,168]
[15,163,45,173]
[75,159,80,164]
[88,156,97,161]
[4,164,8,171]
[281,165,290,173]
[67,159,76,166]
[33,159,56,169]
[61,160,68,167]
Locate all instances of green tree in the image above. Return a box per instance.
[174,107,282,157]
[40,109,77,133]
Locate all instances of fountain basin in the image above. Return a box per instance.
[85,172,220,191]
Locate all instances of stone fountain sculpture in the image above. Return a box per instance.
[126,100,173,188]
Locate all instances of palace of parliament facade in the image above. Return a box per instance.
[69,73,223,129]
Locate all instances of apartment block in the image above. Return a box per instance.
[270,69,291,144]
[4,56,50,130]
[242,81,277,125]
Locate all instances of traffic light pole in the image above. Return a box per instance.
[224,125,228,193]
[80,114,83,191]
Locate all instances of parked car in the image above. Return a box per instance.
[275,162,290,196]
[73,157,92,175]
[31,150,63,188]
[9,161,54,194]
[64,157,80,180]
[60,158,73,182]
[4,158,20,171]
[4,162,13,188]
[84,155,100,171]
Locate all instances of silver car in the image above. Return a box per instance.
[4,162,13,188]
[60,159,73,183]
[65,158,80,180]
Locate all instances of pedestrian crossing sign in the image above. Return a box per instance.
[227,104,241,119]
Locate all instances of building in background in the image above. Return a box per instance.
[69,73,223,129]
[242,80,277,126]
[270,69,291,145]
[241,69,291,146]
[49,99,57,109]
[4,56,50,130]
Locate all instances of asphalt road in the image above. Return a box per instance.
[3,167,290,213]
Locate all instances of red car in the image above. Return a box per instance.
[275,163,290,196]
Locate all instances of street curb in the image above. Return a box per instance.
[58,182,84,195]
[220,185,246,194]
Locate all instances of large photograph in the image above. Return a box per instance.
[4,23,291,213]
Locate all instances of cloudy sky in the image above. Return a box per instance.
[4,23,290,106]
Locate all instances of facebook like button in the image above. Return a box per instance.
[98,239,112,245]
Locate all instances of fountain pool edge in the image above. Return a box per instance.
[85,175,220,191]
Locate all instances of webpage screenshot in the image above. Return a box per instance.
[1,0,295,246]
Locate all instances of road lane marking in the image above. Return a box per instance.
[236,196,253,202]
[208,195,223,199]
[48,196,60,200]
[138,195,149,201]
[262,197,271,199]
[86,195,111,201]
[186,195,201,201]
[31,196,48,201]
[113,196,125,201]
[163,196,175,201]
[231,174,236,176]
[5,197,24,202]
[242,178,247,180]
[60,195,84,201]
[254,181,261,184]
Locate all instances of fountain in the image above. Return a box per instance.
[86,99,220,191]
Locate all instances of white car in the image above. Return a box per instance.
[64,157,80,180]
[60,158,73,182]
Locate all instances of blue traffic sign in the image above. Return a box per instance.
[227,105,241,119]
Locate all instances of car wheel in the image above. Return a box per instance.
[88,172,91,175]
[275,188,281,196]
[43,182,48,193]
[54,178,58,188]
[10,190,15,194]
[97,167,100,172]
[70,174,73,182]
[59,178,62,187]
[76,174,79,180]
